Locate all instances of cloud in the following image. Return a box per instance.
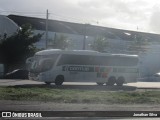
[0,0,160,33]
[76,0,149,27]
[149,6,160,33]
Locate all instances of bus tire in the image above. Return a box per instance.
[45,82,51,85]
[107,76,116,86]
[96,82,104,85]
[116,76,125,86]
[55,75,64,86]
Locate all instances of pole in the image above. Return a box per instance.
[53,32,57,48]
[45,9,49,49]
[83,24,87,50]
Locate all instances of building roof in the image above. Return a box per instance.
[7,14,160,42]
[0,15,19,37]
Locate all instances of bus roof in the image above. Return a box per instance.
[35,49,138,58]
[36,49,100,55]
[111,54,138,57]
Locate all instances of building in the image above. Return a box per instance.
[2,14,160,77]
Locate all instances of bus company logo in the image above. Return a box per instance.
[2,112,11,117]
[95,67,112,73]
[62,66,94,72]
[95,67,112,78]
[62,65,111,78]
[62,66,69,71]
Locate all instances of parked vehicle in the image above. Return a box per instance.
[138,73,160,82]
[4,69,28,79]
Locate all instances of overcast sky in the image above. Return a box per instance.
[0,0,160,34]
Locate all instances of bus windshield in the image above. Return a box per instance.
[30,54,59,72]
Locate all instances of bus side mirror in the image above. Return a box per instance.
[26,57,34,70]
[26,57,34,64]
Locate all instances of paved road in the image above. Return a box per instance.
[1,100,160,118]
[0,100,160,119]
[1,100,160,111]
[1,79,160,89]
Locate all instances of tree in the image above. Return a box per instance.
[90,36,109,52]
[0,24,42,71]
[51,34,70,50]
[128,33,149,53]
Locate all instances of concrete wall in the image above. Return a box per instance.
[33,30,95,50]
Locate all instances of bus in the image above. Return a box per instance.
[26,49,139,86]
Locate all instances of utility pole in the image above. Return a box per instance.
[45,9,49,49]
[83,24,87,50]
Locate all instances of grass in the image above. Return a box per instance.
[0,86,160,104]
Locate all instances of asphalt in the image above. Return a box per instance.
[1,79,160,89]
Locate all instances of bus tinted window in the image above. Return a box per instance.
[30,54,59,72]
[105,56,138,66]
[57,54,138,66]
[57,54,94,65]
[93,56,138,66]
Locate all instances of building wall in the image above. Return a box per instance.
[33,30,95,50]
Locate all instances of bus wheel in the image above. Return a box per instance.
[55,75,64,86]
[116,76,125,86]
[45,82,51,85]
[107,76,116,86]
[96,82,104,85]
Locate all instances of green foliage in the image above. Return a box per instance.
[0,24,42,69]
[91,36,109,52]
[52,34,70,50]
[0,86,160,104]
[135,34,148,45]
[128,33,149,53]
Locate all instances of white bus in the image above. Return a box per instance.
[26,49,139,86]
